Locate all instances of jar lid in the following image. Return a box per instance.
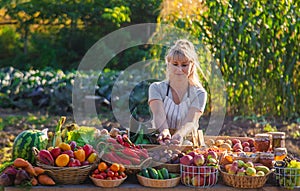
[260,152,274,158]
[274,147,287,153]
[269,132,285,138]
[255,133,270,139]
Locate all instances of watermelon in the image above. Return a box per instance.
[12,129,48,164]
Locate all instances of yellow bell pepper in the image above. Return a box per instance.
[74,149,85,162]
[87,152,97,163]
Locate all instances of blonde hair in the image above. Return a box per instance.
[165,39,204,87]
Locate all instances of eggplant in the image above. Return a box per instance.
[0,173,13,186]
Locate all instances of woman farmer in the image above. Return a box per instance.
[148,39,207,145]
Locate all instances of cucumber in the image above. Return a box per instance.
[147,167,159,179]
[157,169,164,179]
[141,168,150,178]
[169,173,178,179]
[160,168,169,179]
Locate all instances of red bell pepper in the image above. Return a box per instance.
[83,144,93,158]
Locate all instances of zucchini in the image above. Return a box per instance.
[160,168,169,179]
[141,168,150,178]
[157,169,164,179]
[147,167,159,179]
[169,173,178,179]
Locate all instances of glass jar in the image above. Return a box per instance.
[269,132,285,149]
[254,134,271,152]
[259,152,274,168]
[274,147,287,161]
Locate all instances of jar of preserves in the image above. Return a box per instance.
[269,132,285,149]
[259,152,274,168]
[274,147,287,161]
[254,133,271,152]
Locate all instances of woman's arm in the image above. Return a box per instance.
[149,99,169,129]
[172,107,202,143]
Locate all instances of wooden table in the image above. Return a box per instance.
[4,175,286,191]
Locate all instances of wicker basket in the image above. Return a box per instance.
[219,168,273,188]
[90,175,127,187]
[33,147,94,184]
[101,156,153,175]
[137,174,180,188]
[36,161,93,184]
[232,153,260,163]
[157,163,180,173]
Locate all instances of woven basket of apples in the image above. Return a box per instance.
[179,150,219,188]
[219,159,273,188]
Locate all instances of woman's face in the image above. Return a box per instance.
[168,58,193,79]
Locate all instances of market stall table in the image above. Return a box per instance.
[4,174,284,191]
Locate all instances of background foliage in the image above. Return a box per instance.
[0,0,299,122]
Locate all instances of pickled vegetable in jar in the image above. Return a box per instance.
[254,134,271,152]
[274,147,287,161]
[259,152,274,169]
[269,132,285,149]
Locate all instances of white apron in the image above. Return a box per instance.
[163,83,191,134]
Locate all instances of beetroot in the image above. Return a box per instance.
[14,169,30,185]
[0,173,13,186]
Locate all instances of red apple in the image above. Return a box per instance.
[207,151,218,160]
[206,173,217,185]
[247,138,255,147]
[180,155,194,166]
[243,146,251,152]
[193,154,205,166]
[232,138,241,145]
[191,175,205,186]
[181,172,192,185]
[187,151,196,157]
[242,142,250,148]
[232,143,243,152]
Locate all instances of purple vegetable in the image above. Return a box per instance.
[14,169,30,185]
[0,173,13,186]
[3,166,18,176]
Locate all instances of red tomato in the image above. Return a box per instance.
[120,172,126,178]
[100,172,107,178]
[107,170,115,177]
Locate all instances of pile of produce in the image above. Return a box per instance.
[37,142,97,167]
[91,161,127,180]
[0,158,55,187]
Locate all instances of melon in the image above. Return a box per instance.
[12,129,48,164]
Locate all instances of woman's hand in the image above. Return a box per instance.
[157,129,171,144]
[171,133,183,145]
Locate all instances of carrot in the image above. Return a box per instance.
[38,174,55,185]
[24,164,37,176]
[31,177,38,186]
[13,158,30,168]
[33,166,45,176]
